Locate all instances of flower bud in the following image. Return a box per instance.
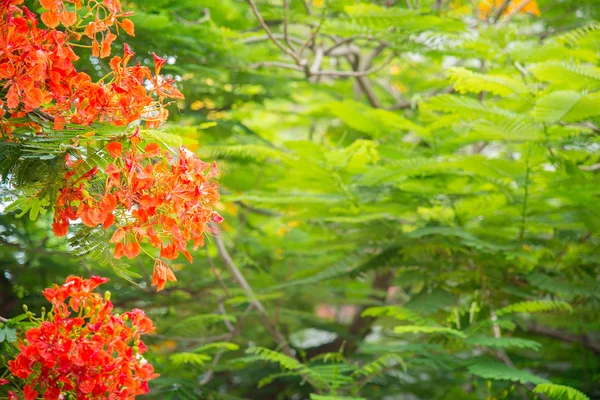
[22,304,28,312]
[104,291,111,301]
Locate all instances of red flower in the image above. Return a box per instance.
[9,276,157,399]
[23,385,37,400]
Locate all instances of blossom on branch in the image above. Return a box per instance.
[0,0,182,133]
[53,137,223,290]
[7,276,157,399]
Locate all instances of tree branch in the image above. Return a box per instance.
[526,324,600,355]
[492,0,512,24]
[282,0,295,51]
[210,222,295,358]
[314,55,394,77]
[348,54,382,108]
[498,0,535,27]
[297,5,327,57]
[248,61,305,72]
[245,0,305,66]
[242,33,305,46]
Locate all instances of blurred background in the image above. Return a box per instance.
[1,0,600,399]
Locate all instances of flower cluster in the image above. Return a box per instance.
[0,0,183,134]
[5,276,157,399]
[53,135,223,290]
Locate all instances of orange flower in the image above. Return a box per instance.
[0,1,222,292]
[53,139,223,290]
[1,1,180,132]
[152,259,177,291]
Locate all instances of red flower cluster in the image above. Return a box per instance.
[53,135,223,290]
[0,0,183,134]
[7,276,157,399]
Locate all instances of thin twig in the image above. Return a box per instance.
[245,0,304,65]
[310,47,325,75]
[579,163,600,172]
[347,54,381,108]
[217,299,236,332]
[0,316,8,323]
[242,34,305,46]
[248,61,305,72]
[314,55,394,77]
[207,251,231,297]
[324,37,356,55]
[526,324,600,355]
[302,0,311,15]
[235,201,281,216]
[282,0,295,51]
[361,43,388,70]
[210,222,295,358]
[498,0,535,27]
[297,5,327,57]
[491,0,511,24]
[200,304,255,385]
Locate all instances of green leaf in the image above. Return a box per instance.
[468,360,548,384]
[170,352,212,366]
[533,91,600,123]
[0,327,18,343]
[394,325,466,338]
[448,67,530,98]
[533,383,591,400]
[193,342,240,353]
[529,61,600,91]
[495,300,572,316]
[466,337,542,351]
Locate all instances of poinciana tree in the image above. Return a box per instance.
[1,0,222,398]
[0,0,222,287]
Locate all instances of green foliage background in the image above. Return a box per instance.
[1,0,600,399]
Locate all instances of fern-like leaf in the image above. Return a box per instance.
[533,383,590,400]
[529,61,600,91]
[394,325,466,338]
[310,395,366,400]
[448,67,530,98]
[361,306,426,325]
[353,354,407,377]
[170,352,212,366]
[495,300,572,316]
[533,91,600,123]
[466,337,542,351]
[468,360,548,384]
